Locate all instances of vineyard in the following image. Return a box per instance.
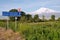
[0,21,60,40]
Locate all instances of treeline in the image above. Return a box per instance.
[9,9,60,23]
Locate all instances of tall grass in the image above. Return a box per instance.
[18,21,60,40]
[0,21,60,40]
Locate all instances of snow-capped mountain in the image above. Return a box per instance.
[28,7,60,19]
[29,7,56,14]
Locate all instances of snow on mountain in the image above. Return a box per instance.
[29,7,56,14]
[28,7,60,19]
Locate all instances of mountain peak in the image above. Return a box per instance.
[30,7,56,14]
[27,7,60,19]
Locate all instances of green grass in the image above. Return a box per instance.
[18,21,60,40]
[0,21,60,40]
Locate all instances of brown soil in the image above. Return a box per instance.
[0,27,25,40]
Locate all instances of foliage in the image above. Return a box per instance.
[18,21,60,40]
[20,16,26,23]
[0,9,60,40]
[0,21,60,40]
[9,9,26,21]
[57,17,60,21]
[20,11,26,23]
[9,9,18,21]
[42,15,45,22]
[51,15,55,21]
[26,14,33,22]
[34,14,40,22]
[21,11,26,16]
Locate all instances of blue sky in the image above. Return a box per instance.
[0,0,60,14]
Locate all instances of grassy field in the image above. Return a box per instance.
[0,21,60,40]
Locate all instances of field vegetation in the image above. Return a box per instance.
[0,21,60,40]
[0,9,60,40]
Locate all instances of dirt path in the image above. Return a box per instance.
[0,27,25,40]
